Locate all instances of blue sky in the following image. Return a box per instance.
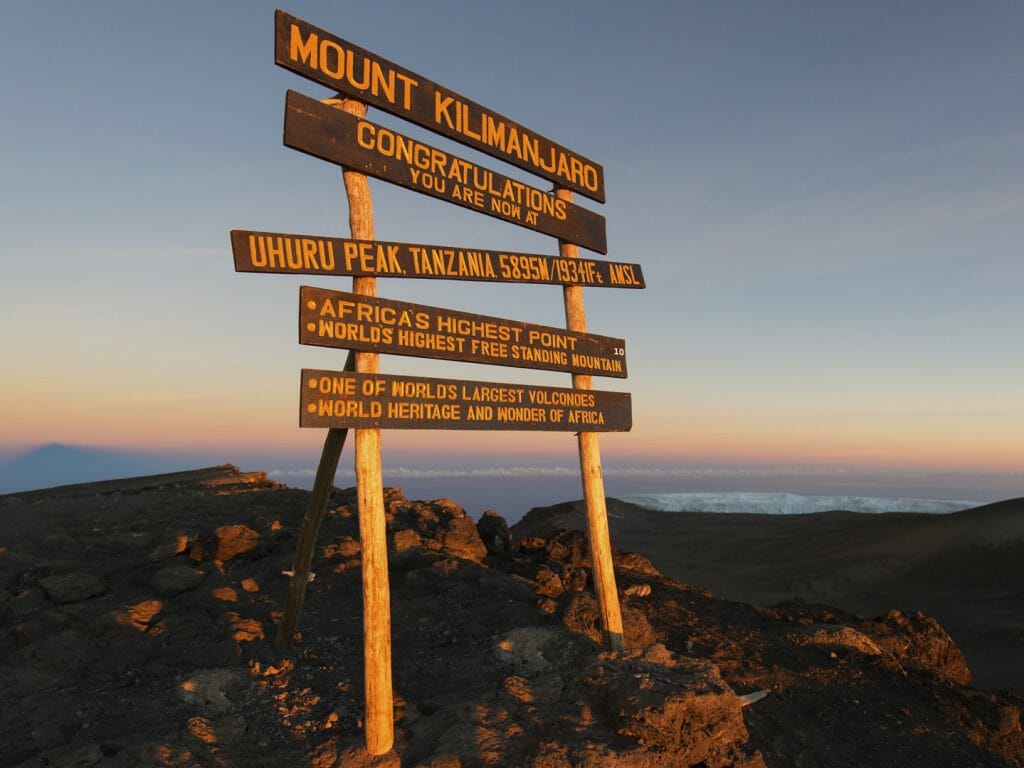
[1,2,1021,505]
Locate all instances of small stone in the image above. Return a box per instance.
[563,568,589,593]
[493,626,568,677]
[39,573,106,604]
[148,535,189,562]
[153,565,204,596]
[230,616,264,643]
[212,586,237,602]
[624,583,652,598]
[534,567,565,598]
[324,537,361,559]
[184,715,217,745]
[213,524,261,562]
[178,668,246,716]
[615,551,662,577]
[502,675,534,703]
[114,599,163,632]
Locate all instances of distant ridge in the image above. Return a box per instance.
[0,463,277,501]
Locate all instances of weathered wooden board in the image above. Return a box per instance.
[299,285,627,378]
[284,91,608,254]
[275,10,606,203]
[231,230,644,288]
[301,369,631,432]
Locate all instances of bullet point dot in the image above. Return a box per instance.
[308,379,318,388]
[307,404,316,413]
[306,301,316,310]
[306,323,316,332]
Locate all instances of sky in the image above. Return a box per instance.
[1,1,1022,508]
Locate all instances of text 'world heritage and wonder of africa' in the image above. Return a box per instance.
[301,370,631,431]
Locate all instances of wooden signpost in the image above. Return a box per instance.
[274,10,606,202]
[299,286,628,377]
[230,11,643,756]
[301,370,632,431]
[284,91,608,253]
[231,229,644,287]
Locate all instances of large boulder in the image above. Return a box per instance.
[476,509,512,554]
[583,644,755,766]
[867,609,972,685]
[385,496,487,563]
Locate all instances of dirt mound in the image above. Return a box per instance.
[1,467,1021,766]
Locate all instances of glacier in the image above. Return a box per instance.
[618,492,979,515]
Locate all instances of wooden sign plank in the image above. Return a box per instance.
[301,369,632,432]
[284,91,608,254]
[299,285,628,378]
[275,10,606,203]
[231,230,644,288]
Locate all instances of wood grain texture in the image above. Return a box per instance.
[558,187,625,652]
[333,98,394,756]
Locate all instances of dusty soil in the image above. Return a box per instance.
[1,465,1022,767]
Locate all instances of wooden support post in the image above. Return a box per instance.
[334,98,394,756]
[275,96,392,755]
[274,350,354,653]
[556,186,625,652]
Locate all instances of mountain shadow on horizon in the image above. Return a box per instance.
[0,443,194,495]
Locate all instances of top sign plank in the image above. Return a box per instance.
[275,10,606,203]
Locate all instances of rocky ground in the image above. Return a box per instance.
[1,465,1022,767]
[514,494,1024,697]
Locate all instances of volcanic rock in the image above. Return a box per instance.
[39,573,106,604]
[152,565,205,596]
[0,466,1020,768]
[476,509,512,554]
[869,608,972,684]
